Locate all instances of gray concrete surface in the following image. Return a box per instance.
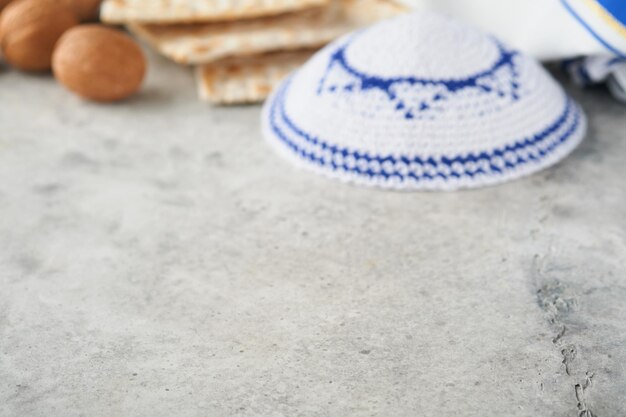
[0,51,625,417]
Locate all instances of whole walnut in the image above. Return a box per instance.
[0,0,78,71]
[53,25,147,102]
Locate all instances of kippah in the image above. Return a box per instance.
[262,12,587,190]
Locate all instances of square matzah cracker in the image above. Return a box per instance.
[196,50,314,104]
[101,0,331,23]
[129,0,407,64]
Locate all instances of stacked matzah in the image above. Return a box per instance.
[101,0,407,104]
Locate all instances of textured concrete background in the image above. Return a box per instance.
[0,52,625,417]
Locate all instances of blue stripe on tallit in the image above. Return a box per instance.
[597,0,626,26]
[561,0,626,57]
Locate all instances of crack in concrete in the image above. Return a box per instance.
[532,255,597,416]
[561,345,577,376]
[575,373,595,417]
[552,326,566,344]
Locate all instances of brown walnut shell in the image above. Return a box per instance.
[0,0,78,71]
[53,25,147,102]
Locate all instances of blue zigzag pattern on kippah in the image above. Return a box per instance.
[317,37,522,120]
[269,78,581,183]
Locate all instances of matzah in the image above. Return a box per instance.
[101,0,330,24]
[196,50,314,104]
[128,0,408,64]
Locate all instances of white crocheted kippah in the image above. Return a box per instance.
[261,12,587,190]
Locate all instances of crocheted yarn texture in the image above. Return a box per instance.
[261,12,587,190]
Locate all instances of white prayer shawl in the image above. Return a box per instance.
[401,0,626,101]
